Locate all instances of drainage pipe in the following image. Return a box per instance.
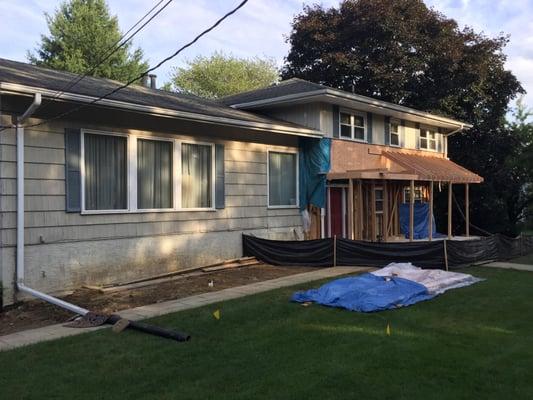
[14,93,90,316]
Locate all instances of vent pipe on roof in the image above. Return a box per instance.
[149,74,157,89]
[141,75,150,87]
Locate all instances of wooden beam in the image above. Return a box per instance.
[358,180,363,240]
[371,181,376,241]
[348,179,354,240]
[429,181,433,241]
[383,180,389,241]
[448,182,453,239]
[465,183,470,237]
[409,180,415,242]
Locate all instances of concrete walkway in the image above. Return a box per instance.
[0,266,369,352]
[483,261,533,272]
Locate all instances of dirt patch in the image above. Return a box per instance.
[0,264,316,336]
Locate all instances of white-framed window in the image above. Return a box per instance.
[80,129,215,214]
[374,186,384,240]
[339,110,366,142]
[267,150,299,208]
[420,128,437,151]
[404,186,426,203]
[389,119,401,147]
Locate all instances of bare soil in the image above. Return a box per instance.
[0,264,316,336]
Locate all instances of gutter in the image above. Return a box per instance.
[0,82,323,138]
[442,125,466,159]
[14,93,89,315]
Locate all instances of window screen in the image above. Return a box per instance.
[137,139,173,209]
[182,143,212,208]
[268,152,297,207]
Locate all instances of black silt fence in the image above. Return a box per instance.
[243,234,533,270]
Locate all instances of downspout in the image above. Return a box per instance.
[15,93,89,316]
[443,124,465,159]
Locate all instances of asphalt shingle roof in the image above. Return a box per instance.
[0,58,315,131]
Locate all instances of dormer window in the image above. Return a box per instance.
[340,110,366,142]
[420,128,437,151]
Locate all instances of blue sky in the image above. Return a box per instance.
[1,0,531,108]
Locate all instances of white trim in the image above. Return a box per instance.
[79,129,217,214]
[267,149,299,209]
[0,82,323,137]
[389,118,401,148]
[81,129,130,213]
[339,108,367,142]
[419,126,439,152]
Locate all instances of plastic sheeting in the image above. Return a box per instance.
[292,273,434,312]
[291,262,483,312]
[399,203,444,240]
[372,263,483,295]
[298,137,331,211]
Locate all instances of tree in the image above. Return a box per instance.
[166,52,279,98]
[28,0,148,83]
[282,0,526,234]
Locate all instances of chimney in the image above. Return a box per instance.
[148,74,157,89]
[141,75,150,87]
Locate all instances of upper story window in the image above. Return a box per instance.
[268,151,298,208]
[340,110,366,142]
[420,128,437,151]
[390,119,400,147]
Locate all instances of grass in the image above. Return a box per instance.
[1,267,533,399]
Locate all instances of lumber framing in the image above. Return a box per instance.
[348,179,354,240]
[429,181,434,241]
[409,179,415,242]
[448,182,453,239]
[465,183,470,237]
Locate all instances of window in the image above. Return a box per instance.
[420,128,437,151]
[84,132,127,210]
[339,111,366,141]
[374,187,384,240]
[390,119,400,147]
[181,143,213,209]
[268,151,298,207]
[404,186,426,203]
[137,139,173,209]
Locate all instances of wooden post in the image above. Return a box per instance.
[370,181,376,241]
[448,182,453,239]
[429,181,434,241]
[383,181,389,242]
[333,235,337,267]
[348,179,354,240]
[409,180,415,242]
[465,183,470,237]
[358,180,363,240]
[443,239,449,271]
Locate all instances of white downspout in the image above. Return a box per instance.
[15,93,89,316]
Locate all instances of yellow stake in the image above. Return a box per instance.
[386,323,391,336]
[213,309,221,320]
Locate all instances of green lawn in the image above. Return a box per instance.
[1,267,533,400]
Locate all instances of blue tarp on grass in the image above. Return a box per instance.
[291,273,434,312]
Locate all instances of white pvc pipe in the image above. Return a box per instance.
[15,93,89,316]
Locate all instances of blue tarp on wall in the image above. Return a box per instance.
[298,137,331,210]
[291,273,434,312]
[399,203,442,240]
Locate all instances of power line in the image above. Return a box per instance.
[24,0,249,129]
[37,0,173,112]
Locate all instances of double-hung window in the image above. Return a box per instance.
[268,151,298,207]
[390,119,401,147]
[340,111,366,141]
[420,128,437,151]
[84,132,128,211]
[181,143,213,209]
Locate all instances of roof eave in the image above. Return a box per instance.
[230,88,473,130]
[0,82,323,138]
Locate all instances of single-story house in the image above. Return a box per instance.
[0,59,482,307]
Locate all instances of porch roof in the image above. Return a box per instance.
[382,152,483,183]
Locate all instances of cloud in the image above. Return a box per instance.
[0,0,531,108]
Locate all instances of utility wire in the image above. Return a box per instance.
[23,0,249,130]
[37,0,173,112]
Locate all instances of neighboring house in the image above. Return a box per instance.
[0,59,483,308]
[0,59,319,306]
[222,78,483,242]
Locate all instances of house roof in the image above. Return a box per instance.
[382,151,483,183]
[221,78,472,131]
[0,58,322,137]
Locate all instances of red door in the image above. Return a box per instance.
[328,187,344,238]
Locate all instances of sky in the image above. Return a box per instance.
[0,0,532,109]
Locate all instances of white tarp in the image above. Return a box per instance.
[371,262,483,295]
